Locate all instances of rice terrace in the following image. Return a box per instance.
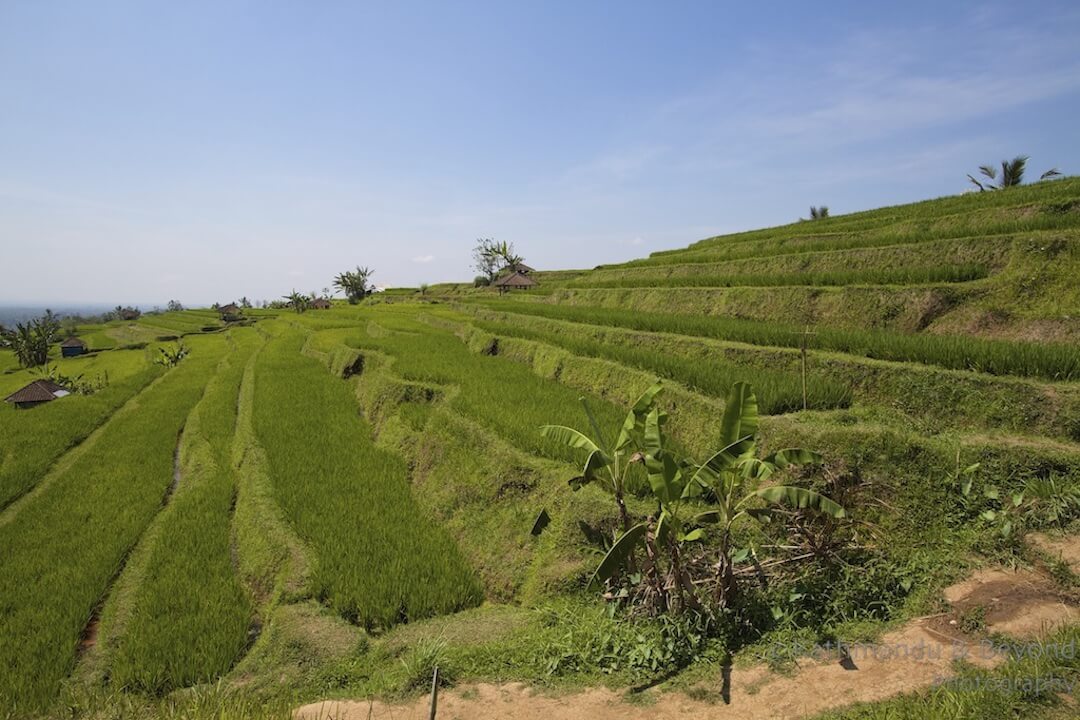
[2,3,1080,720]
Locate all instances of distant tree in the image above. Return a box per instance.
[5,311,61,368]
[418,283,429,296]
[809,206,829,220]
[167,300,184,312]
[968,156,1062,191]
[333,266,374,304]
[284,290,309,313]
[473,238,524,283]
[239,296,252,309]
[473,275,491,288]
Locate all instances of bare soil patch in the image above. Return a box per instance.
[1029,533,1080,575]
[935,567,1078,638]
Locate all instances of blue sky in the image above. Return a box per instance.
[2,0,1079,305]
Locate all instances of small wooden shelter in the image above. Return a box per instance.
[493,271,537,293]
[310,298,332,310]
[60,337,88,358]
[504,261,535,274]
[4,379,71,409]
[218,303,242,322]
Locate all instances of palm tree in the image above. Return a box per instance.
[809,206,829,220]
[968,156,1062,191]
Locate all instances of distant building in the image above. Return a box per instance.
[310,298,332,310]
[218,303,242,322]
[118,309,140,321]
[60,337,88,357]
[493,271,537,293]
[4,379,71,410]
[504,261,535,274]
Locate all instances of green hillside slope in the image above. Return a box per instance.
[1,182,1078,719]
[508,178,1080,342]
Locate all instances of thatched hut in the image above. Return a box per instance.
[493,271,537,293]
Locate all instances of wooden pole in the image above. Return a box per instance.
[428,666,440,720]
[798,325,817,411]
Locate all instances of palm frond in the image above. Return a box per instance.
[1001,155,1028,187]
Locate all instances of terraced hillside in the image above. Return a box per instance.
[0,183,1078,719]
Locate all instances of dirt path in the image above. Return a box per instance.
[296,560,1079,720]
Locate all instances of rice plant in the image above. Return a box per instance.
[568,264,989,289]
[0,352,163,510]
[471,300,1080,381]
[252,328,482,630]
[104,330,262,694]
[345,309,631,465]
[471,317,852,413]
[0,334,229,710]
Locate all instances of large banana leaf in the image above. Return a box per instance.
[749,485,846,518]
[569,449,613,490]
[690,436,755,489]
[646,451,684,505]
[741,448,822,480]
[765,448,823,468]
[720,382,759,448]
[540,425,601,453]
[588,522,648,589]
[643,407,664,457]
[615,382,664,451]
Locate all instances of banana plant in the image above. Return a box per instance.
[589,382,846,612]
[691,382,845,606]
[540,382,663,533]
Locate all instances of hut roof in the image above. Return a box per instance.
[4,379,70,404]
[310,298,332,309]
[61,336,87,348]
[503,261,535,274]
[494,271,537,287]
[218,303,240,314]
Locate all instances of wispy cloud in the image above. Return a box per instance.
[560,7,1080,186]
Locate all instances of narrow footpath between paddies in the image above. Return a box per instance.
[297,556,1080,720]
